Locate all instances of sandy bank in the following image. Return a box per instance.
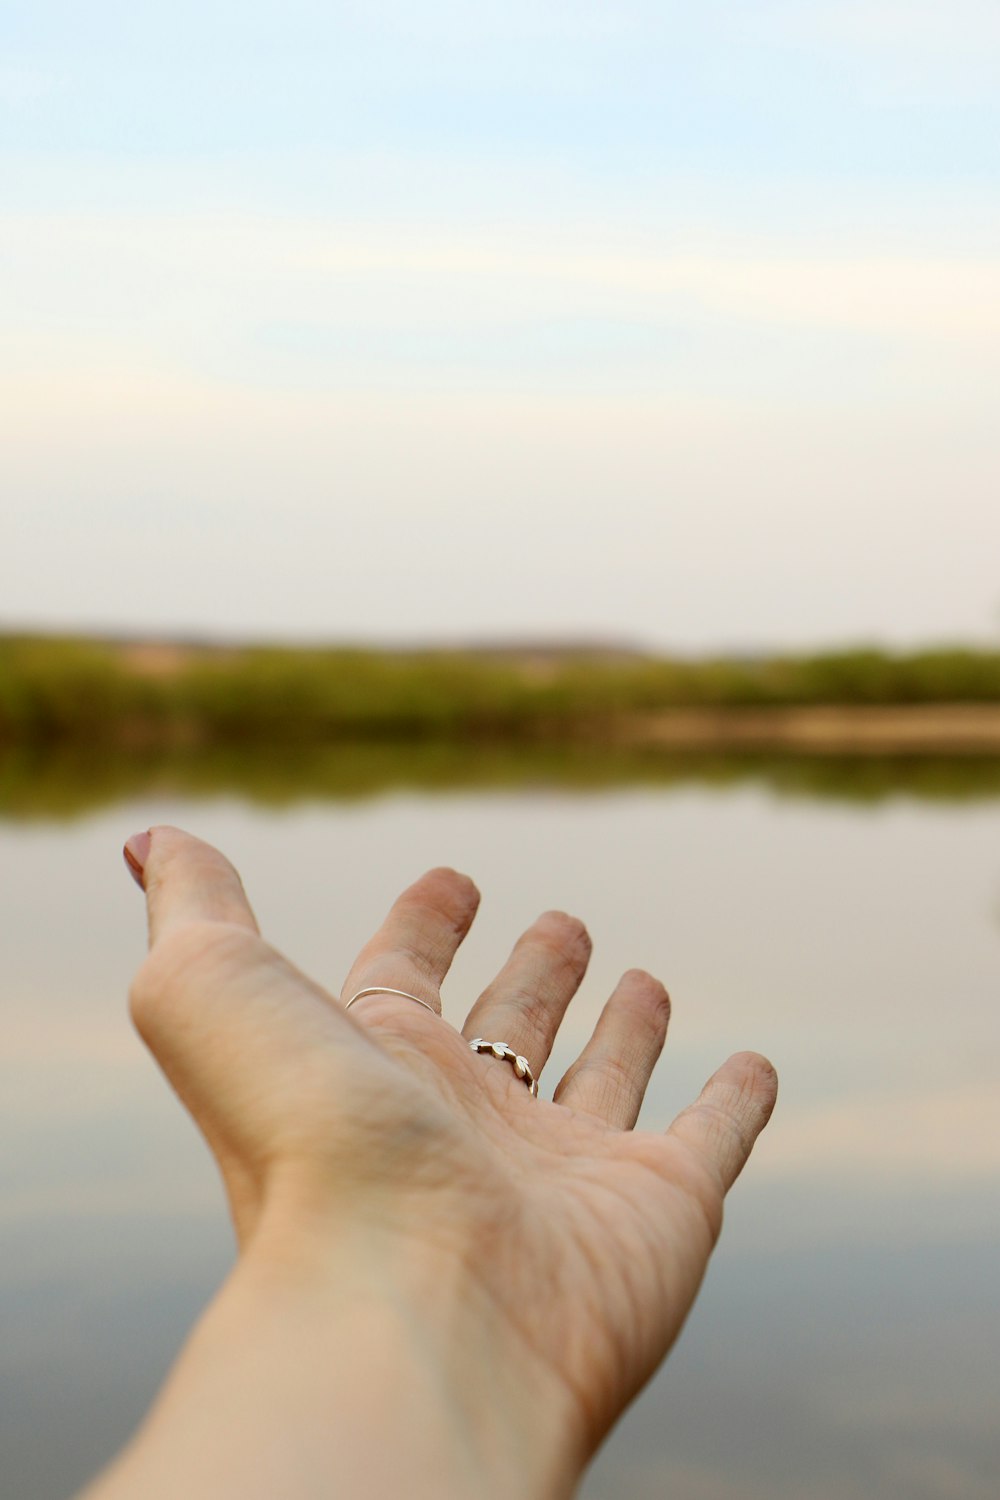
[624,704,1000,755]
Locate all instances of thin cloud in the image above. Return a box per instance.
[4,213,998,350]
[757,1084,1000,1183]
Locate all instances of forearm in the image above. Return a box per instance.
[78,1223,584,1500]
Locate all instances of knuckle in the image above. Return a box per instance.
[694,1099,753,1163]
[735,1050,779,1098]
[484,982,554,1053]
[581,1050,636,1096]
[366,945,444,999]
[413,869,481,925]
[127,961,160,1037]
[623,969,672,1024]
[664,1134,727,1243]
[690,1168,725,1244]
[535,911,592,962]
[128,943,188,1035]
[128,921,257,1037]
[391,925,453,981]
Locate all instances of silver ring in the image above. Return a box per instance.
[469,1039,539,1097]
[345,987,438,1014]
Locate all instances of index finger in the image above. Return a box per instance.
[124,826,260,945]
[340,867,480,1016]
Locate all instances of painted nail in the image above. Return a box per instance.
[123,830,152,890]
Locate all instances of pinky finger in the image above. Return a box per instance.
[667,1051,778,1194]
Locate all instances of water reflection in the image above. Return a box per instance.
[3,741,1000,822]
[1,766,998,1498]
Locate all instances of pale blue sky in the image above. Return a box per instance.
[3,1,998,647]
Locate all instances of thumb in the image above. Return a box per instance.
[122,826,353,1200]
[124,824,260,943]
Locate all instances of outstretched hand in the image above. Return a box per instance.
[105,825,776,1500]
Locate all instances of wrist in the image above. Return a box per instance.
[239,1208,586,1500]
[86,1200,586,1500]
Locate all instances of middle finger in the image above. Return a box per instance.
[461,910,592,1078]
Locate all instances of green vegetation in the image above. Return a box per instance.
[2,633,999,820]
[2,634,1000,748]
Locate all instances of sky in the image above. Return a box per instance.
[2,0,999,651]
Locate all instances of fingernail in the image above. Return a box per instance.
[123,830,152,890]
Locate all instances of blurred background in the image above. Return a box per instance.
[2,3,998,1497]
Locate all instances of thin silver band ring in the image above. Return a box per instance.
[344,986,439,1014]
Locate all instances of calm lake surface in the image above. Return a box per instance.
[2,760,998,1499]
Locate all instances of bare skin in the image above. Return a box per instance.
[81,825,777,1500]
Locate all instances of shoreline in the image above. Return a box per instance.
[621,704,1000,755]
[3,634,1000,756]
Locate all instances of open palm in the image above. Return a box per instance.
[127,826,777,1467]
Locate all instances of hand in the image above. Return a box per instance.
[99,825,776,1500]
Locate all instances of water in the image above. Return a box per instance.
[2,766,998,1498]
